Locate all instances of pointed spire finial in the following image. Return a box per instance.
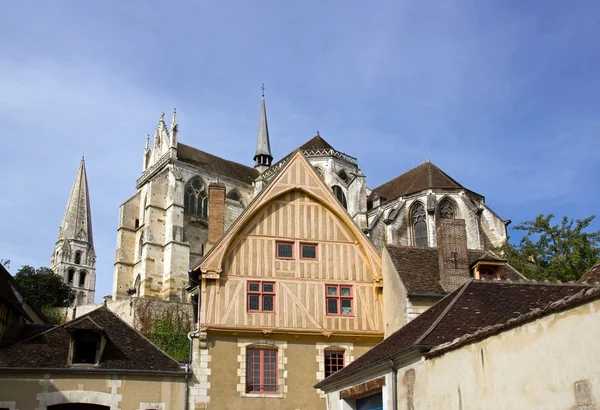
[261,83,265,98]
[170,108,177,129]
[317,131,320,137]
[145,134,150,150]
[160,111,165,123]
[254,87,273,171]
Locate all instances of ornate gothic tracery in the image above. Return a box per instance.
[184,177,208,218]
[439,198,456,219]
[411,202,428,247]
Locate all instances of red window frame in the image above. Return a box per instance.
[300,243,318,260]
[247,281,276,313]
[325,285,353,316]
[246,348,278,394]
[276,241,294,260]
[324,350,345,377]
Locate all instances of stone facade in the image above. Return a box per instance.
[51,158,96,305]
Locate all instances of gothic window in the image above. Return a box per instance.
[332,185,347,209]
[79,271,87,287]
[74,251,82,265]
[439,198,456,219]
[226,189,243,204]
[184,177,208,218]
[411,202,428,247]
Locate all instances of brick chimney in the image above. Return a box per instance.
[207,183,226,253]
[436,218,470,292]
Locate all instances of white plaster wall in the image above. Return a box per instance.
[398,299,600,410]
[382,248,408,337]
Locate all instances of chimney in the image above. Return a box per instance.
[207,183,226,253]
[436,218,470,292]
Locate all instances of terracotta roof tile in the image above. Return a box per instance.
[579,260,600,284]
[385,246,524,295]
[316,281,596,388]
[0,305,183,372]
[177,143,259,184]
[370,162,466,202]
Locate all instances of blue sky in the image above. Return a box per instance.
[1,1,599,301]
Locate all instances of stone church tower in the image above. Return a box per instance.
[51,158,96,305]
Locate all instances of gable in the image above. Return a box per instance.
[200,151,381,279]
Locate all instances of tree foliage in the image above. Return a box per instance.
[14,265,75,308]
[503,214,600,282]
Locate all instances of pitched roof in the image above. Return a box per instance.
[316,281,597,388]
[385,246,524,296]
[579,260,600,284]
[370,161,468,203]
[177,143,259,185]
[298,134,335,151]
[0,305,183,373]
[58,158,94,245]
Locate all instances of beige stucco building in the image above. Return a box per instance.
[317,280,600,410]
[0,305,186,410]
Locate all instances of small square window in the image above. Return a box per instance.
[248,281,276,313]
[301,243,317,260]
[324,350,345,377]
[326,285,353,316]
[276,242,294,259]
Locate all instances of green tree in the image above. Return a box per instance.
[14,265,75,308]
[502,214,600,282]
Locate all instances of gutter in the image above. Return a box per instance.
[0,367,186,376]
[388,359,397,410]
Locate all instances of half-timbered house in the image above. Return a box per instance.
[186,150,384,409]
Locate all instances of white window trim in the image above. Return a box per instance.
[237,338,288,398]
[316,342,354,397]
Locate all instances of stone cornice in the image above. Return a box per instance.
[136,152,171,189]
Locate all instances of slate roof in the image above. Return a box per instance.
[0,305,184,373]
[178,143,259,185]
[0,264,30,321]
[298,134,335,151]
[369,161,471,203]
[315,280,597,388]
[385,246,524,296]
[579,260,600,284]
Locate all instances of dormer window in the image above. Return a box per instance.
[471,252,507,280]
[71,331,102,365]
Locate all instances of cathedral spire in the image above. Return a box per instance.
[57,157,94,246]
[254,84,273,173]
[52,157,96,306]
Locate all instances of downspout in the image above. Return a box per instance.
[389,359,398,410]
[185,271,202,410]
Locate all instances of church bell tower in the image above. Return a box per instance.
[51,157,96,305]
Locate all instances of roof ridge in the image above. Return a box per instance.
[178,142,256,172]
[414,279,473,345]
[427,286,600,357]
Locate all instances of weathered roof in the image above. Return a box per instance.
[178,143,259,185]
[316,281,597,388]
[370,161,467,203]
[0,305,184,373]
[298,134,335,151]
[0,324,54,349]
[385,246,524,296]
[579,260,600,284]
[0,264,33,323]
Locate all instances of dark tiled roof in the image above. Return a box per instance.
[0,305,183,373]
[177,143,259,184]
[579,260,600,284]
[297,135,335,151]
[385,246,525,295]
[316,281,596,388]
[470,250,507,265]
[370,162,466,202]
[0,264,32,322]
[0,324,54,349]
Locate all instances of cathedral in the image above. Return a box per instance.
[108,92,509,304]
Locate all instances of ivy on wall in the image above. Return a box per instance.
[135,299,192,362]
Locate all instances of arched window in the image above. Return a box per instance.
[74,251,82,264]
[439,198,456,219]
[184,177,208,218]
[79,271,87,287]
[67,268,75,284]
[226,189,243,204]
[411,202,428,247]
[332,185,347,209]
